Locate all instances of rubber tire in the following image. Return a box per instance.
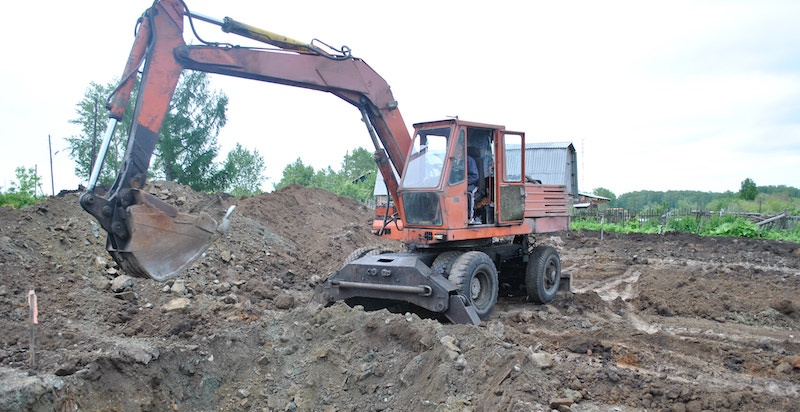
[431,251,463,276]
[341,246,394,268]
[449,251,498,320]
[526,246,561,304]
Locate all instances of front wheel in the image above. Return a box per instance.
[526,246,561,304]
[449,251,498,320]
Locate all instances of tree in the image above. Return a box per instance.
[0,167,42,208]
[67,81,131,186]
[739,178,758,201]
[223,143,265,197]
[592,187,616,203]
[68,72,229,192]
[339,147,377,201]
[155,71,228,192]
[274,148,379,202]
[275,158,315,189]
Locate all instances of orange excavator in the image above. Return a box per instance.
[81,0,573,325]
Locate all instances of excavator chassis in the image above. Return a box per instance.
[317,252,481,325]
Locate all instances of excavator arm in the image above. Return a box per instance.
[81,0,411,280]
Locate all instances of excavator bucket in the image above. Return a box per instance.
[109,192,235,281]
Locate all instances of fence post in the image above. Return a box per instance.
[600,216,605,240]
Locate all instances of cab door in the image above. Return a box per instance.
[497,131,526,223]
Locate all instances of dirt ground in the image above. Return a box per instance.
[1,182,799,412]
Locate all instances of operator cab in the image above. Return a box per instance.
[398,119,500,230]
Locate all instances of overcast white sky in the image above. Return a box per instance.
[1,0,798,196]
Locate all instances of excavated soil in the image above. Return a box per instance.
[1,182,799,411]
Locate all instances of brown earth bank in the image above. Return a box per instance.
[1,182,799,412]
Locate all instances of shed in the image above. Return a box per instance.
[506,142,578,198]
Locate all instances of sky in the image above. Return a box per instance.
[1,0,799,197]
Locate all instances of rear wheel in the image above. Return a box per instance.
[526,246,561,304]
[449,251,498,320]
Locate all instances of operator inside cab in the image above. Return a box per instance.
[467,128,494,224]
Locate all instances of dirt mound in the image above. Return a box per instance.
[1,183,799,411]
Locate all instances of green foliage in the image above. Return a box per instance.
[275,158,315,189]
[739,178,758,201]
[67,81,131,186]
[591,187,616,202]
[616,190,723,211]
[0,167,43,208]
[155,71,229,192]
[762,226,800,243]
[573,212,776,240]
[274,147,378,202]
[704,215,760,238]
[69,73,236,192]
[222,143,265,197]
[576,183,800,241]
[666,216,700,233]
[615,187,800,215]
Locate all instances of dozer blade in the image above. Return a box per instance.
[110,192,235,281]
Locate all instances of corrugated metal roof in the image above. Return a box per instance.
[506,142,578,196]
[527,142,574,149]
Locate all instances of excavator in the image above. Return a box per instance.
[80,0,573,325]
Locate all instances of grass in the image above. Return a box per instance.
[571,214,800,243]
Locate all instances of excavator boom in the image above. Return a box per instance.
[81,0,412,281]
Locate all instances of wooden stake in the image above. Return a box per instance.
[28,290,38,370]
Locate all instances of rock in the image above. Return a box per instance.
[110,275,133,293]
[171,280,187,295]
[786,355,800,368]
[515,310,536,323]
[775,362,793,374]
[54,364,77,376]
[487,321,506,339]
[440,336,460,353]
[94,256,108,268]
[76,362,102,381]
[237,388,250,399]
[453,355,467,370]
[527,350,554,369]
[274,294,295,309]
[162,297,190,312]
[770,299,795,315]
[114,291,137,301]
[549,398,573,409]
[221,294,238,304]
[220,250,232,262]
[685,400,702,412]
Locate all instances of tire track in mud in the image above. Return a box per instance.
[568,262,800,402]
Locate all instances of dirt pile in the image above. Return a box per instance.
[1,182,799,411]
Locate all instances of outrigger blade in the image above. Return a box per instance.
[110,192,235,281]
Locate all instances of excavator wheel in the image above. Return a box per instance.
[340,245,395,269]
[431,250,462,276]
[448,251,498,321]
[526,246,561,304]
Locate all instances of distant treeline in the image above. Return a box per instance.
[613,185,800,212]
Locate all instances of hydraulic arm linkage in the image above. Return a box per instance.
[80,0,411,281]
